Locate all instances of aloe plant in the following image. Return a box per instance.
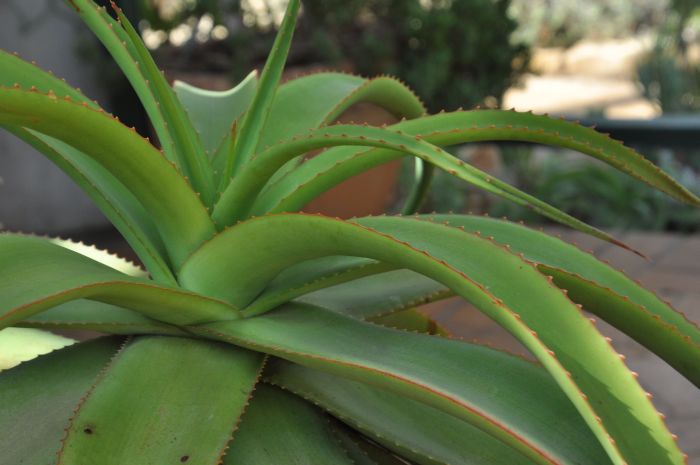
[1,1,699,464]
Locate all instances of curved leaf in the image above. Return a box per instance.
[254,72,430,211]
[0,234,237,328]
[174,70,258,155]
[221,0,301,181]
[426,214,700,386]
[0,337,123,465]
[0,327,74,371]
[267,359,541,465]
[0,87,216,267]
[257,110,699,225]
[58,336,264,465]
[68,0,215,203]
[213,125,625,253]
[17,301,186,336]
[296,269,450,320]
[222,384,355,464]
[194,303,611,465]
[181,213,684,465]
[0,51,174,283]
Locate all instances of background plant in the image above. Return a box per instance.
[0,1,699,464]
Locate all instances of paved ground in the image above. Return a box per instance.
[424,228,700,463]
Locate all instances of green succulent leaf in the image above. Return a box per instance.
[0,87,216,267]
[222,384,355,464]
[181,214,683,465]
[222,0,301,182]
[257,110,699,227]
[194,303,611,465]
[0,337,123,465]
[0,327,74,371]
[66,0,216,204]
[267,359,542,465]
[0,234,237,328]
[58,336,264,465]
[254,73,428,186]
[426,214,700,387]
[295,269,450,320]
[215,124,630,251]
[174,70,258,156]
[17,301,186,336]
[0,51,174,283]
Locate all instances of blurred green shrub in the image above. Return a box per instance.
[489,148,700,232]
[133,0,529,112]
[638,0,700,112]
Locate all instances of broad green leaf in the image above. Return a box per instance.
[426,214,700,387]
[193,303,611,465]
[0,337,123,465]
[18,301,185,336]
[58,337,264,465]
[222,384,355,464]
[213,125,629,251]
[0,51,174,283]
[257,110,699,226]
[174,70,258,155]
[0,87,216,267]
[267,360,541,465]
[222,0,300,182]
[0,234,237,328]
[0,327,74,371]
[180,214,684,465]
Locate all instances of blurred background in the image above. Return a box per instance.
[2,0,700,459]
[3,0,700,234]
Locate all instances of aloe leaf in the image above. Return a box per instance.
[0,51,174,283]
[193,303,611,465]
[66,0,215,203]
[0,49,98,107]
[58,336,264,465]
[221,0,300,182]
[296,269,450,320]
[331,422,415,465]
[0,327,74,371]
[17,301,186,336]
[214,125,629,252]
[50,237,147,278]
[267,359,541,465]
[0,337,123,465]
[370,307,449,336]
[257,110,699,224]
[222,384,355,464]
[0,87,216,267]
[426,214,700,386]
[0,234,237,328]
[253,72,431,213]
[63,1,177,164]
[245,256,395,316]
[180,214,684,465]
[174,70,258,156]
[110,4,215,204]
[5,127,175,284]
